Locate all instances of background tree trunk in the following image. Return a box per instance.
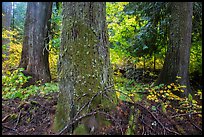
[154,2,193,97]
[2,2,12,61]
[54,2,117,134]
[19,3,29,69]
[19,2,52,84]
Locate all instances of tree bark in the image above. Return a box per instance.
[2,2,12,61]
[19,3,29,69]
[54,2,117,134]
[154,2,193,97]
[19,2,52,84]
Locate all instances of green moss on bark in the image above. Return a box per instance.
[54,3,117,134]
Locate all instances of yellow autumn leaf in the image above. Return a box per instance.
[176,76,182,79]
[180,89,184,92]
[167,85,171,89]
[180,85,187,88]
[116,91,120,98]
[170,83,174,86]
[128,93,134,97]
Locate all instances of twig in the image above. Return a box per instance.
[188,117,202,132]
[14,110,22,129]
[139,117,156,134]
[74,90,102,119]
[157,107,182,135]
[115,88,181,135]
[43,43,50,55]
[76,93,88,101]
[164,126,180,135]
[2,124,16,131]
[142,125,145,135]
[2,124,20,135]
[2,115,11,123]
[98,111,124,135]
[170,112,202,118]
[135,102,164,127]
[57,110,98,135]
[75,86,116,119]
[133,102,180,135]
[190,122,202,132]
[57,85,118,135]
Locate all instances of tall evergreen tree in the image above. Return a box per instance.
[2,2,12,61]
[155,2,193,97]
[54,2,117,134]
[19,2,52,84]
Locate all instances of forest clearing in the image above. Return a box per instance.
[2,2,202,135]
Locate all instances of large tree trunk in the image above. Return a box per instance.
[19,2,52,84]
[54,2,117,134]
[2,2,12,61]
[154,2,193,97]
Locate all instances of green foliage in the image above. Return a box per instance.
[106,2,168,72]
[125,112,135,135]
[2,77,59,100]
[107,2,169,58]
[2,68,30,88]
[48,2,62,79]
[2,68,31,98]
[49,2,62,49]
[195,89,202,100]
[114,75,148,102]
[11,2,27,43]
[189,41,202,75]
[190,3,202,77]
[73,124,89,135]
[178,93,202,114]
[107,2,140,56]
[107,2,202,76]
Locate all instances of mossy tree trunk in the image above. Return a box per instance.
[154,2,193,97]
[19,2,52,84]
[54,2,117,134]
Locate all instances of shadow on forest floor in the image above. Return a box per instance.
[2,92,202,135]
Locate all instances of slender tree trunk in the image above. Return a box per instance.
[12,2,15,42]
[54,2,117,134]
[19,2,52,84]
[19,3,29,69]
[2,2,12,61]
[154,2,193,97]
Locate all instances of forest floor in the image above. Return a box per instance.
[2,69,202,135]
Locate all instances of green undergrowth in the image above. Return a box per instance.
[2,68,59,100]
[3,82,59,100]
[114,75,149,103]
[113,73,202,117]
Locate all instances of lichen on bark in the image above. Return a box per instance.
[54,2,117,134]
